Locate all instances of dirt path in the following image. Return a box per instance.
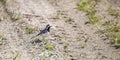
[0,0,120,60]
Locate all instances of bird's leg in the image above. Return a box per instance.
[42,36,46,44]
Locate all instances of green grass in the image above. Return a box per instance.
[13,52,19,60]
[108,7,120,18]
[108,26,120,32]
[77,0,100,24]
[63,42,69,48]
[0,37,3,45]
[87,14,99,24]
[0,0,6,5]
[101,20,120,46]
[112,32,120,46]
[0,32,5,45]
[77,0,91,12]
[100,25,120,46]
[115,39,120,46]
[11,13,22,21]
[80,43,86,48]
[65,17,74,24]
[41,38,55,60]
[45,44,55,50]
[44,38,55,50]
[102,20,110,26]
[55,12,60,19]
[25,26,35,34]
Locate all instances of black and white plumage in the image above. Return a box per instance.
[31,24,51,39]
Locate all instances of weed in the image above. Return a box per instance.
[102,20,110,26]
[48,51,55,56]
[77,2,90,12]
[115,39,120,46]
[26,26,35,34]
[12,13,22,21]
[108,7,119,18]
[13,52,19,60]
[44,38,55,50]
[105,26,120,32]
[0,32,6,45]
[112,32,120,46]
[87,14,99,24]
[0,38,3,45]
[45,44,55,50]
[0,18,1,22]
[99,25,120,46]
[0,0,6,5]
[80,43,86,48]
[65,17,73,23]
[55,11,60,19]
[77,0,100,24]
[63,42,69,49]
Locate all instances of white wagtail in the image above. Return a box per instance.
[31,24,51,39]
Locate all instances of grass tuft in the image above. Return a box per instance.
[25,26,35,34]
[45,44,55,50]
[13,52,19,60]
[63,42,69,49]
[108,7,120,18]
[0,32,6,45]
[55,11,60,19]
[11,13,22,21]
[87,14,99,24]
[99,25,120,46]
[77,0,91,11]
[77,0,100,24]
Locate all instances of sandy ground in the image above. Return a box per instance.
[0,0,120,60]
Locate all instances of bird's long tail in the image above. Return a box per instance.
[31,34,40,39]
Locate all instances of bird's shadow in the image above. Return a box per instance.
[31,39,42,44]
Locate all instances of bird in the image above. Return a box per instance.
[31,24,51,39]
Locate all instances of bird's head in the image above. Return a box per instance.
[46,24,51,32]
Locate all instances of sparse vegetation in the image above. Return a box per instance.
[13,52,19,60]
[0,37,3,45]
[0,0,6,5]
[40,38,56,60]
[45,44,55,50]
[63,42,69,48]
[65,17,74,23]
[77,0,91,12]
[55,11,60,19]
[87,13,100,24]
[80,43,86,48]
[77,0,100,24]
[0,32,6,45]
[11,13,22,21]
[26,26,35,34]
[96,21,120,47]
[115,38,120,46]
[108,7,120,18]
[44,38,55,50]
[108,26,120,46]
[77,0,120,47]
